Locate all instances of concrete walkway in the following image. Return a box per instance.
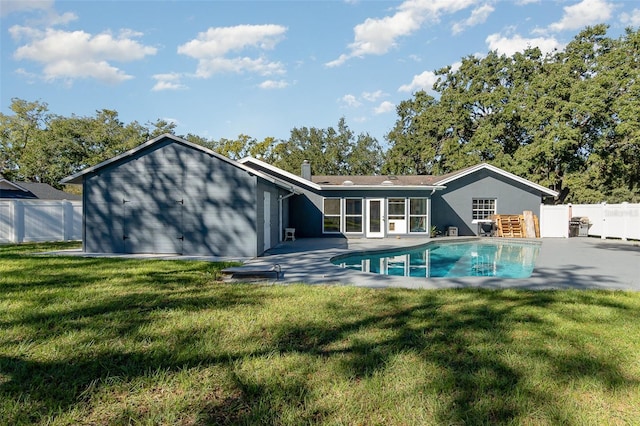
[245,237,640,291]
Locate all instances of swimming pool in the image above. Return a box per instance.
[331,239,541,278]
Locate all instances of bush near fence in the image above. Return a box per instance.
[0,200,82,243]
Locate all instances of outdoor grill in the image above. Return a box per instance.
[569,216,590,237]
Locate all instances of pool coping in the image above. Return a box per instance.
[328,237,542,279]
[251,236,640,291]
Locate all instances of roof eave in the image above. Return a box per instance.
[239,156,323,190]
[0,179,29,191]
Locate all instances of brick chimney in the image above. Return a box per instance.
[301,160,311,181]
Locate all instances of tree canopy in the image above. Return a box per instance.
[383,25,640,203]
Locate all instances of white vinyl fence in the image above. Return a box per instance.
[540,202,640,240]
[0,200,82,243]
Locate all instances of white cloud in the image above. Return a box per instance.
[340,94,362,108]
[620,9,640,27]
[362,90,385,102]
[0,0,52,17]
[452,4,495,35]
[398,70,438,93]
[486,32,563,56]
[399,60,465,93]
[0,0,77,25]
[326,0,479,67]
[152,73,187,91]
[178,24,287,77]
[547,0,614,32]
[10,26,157,84]
[259,79,289,89]
[374,101,395,115]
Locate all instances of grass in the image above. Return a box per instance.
[1,242,639,425]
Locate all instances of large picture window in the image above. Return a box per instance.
[323,198,341,233]
[345,198,363,233]
[409,198,428,233]
[472,198,496,220]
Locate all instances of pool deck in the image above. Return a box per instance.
[45,236,640,291]
[248,236,640,291]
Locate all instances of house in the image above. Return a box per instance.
[0,175,81,200]
[239,158,558,239]
[61,133,558,257]
[61,134,297,257]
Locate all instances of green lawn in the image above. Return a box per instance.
[1,242,639,425]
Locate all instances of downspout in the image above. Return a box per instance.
[279,189,297,242]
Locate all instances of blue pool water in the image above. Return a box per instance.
[331,240,541,278]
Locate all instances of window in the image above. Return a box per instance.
[388,198,405,220]
[345,198,363,233]
[387,198,406,233]
[409,198,428,233]
[323,198,341,233]
[472,198,496,220]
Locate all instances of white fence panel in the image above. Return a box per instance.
[0,202,13,242]
[540,204,570,237]
[23,201,65,242]
[68,202,83,240]
[0,200,82,243]
[541,203,640,240]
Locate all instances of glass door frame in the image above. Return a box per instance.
[366,198,385,238]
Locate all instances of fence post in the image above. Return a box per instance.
[63,200,71,241]
[601,202,607,240]
[621,202,629,241]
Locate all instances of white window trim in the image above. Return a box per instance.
[409,198,429,234]
[387,198,407,234]
[323,198,342,234]
[344,197,364,234]
[472,198,497,220]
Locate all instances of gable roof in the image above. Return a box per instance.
[60,134,298,193]
[431,163,559,197]
[240,158,556,196]
[0,176,28,192]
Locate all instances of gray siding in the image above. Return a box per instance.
[431,169,544,236]
[84,137,259,256]
[290,188,433,238]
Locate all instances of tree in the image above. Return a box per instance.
[0,98,50,180]
[272,117,384,176]
[383,91,442,175]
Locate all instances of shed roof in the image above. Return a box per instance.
[60,134,298,193]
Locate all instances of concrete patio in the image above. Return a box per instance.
[245,236,640,291]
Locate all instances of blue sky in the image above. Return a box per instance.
[1,0,638,146]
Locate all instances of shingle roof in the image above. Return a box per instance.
[0,181,81,200]
[311,175,442,186]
